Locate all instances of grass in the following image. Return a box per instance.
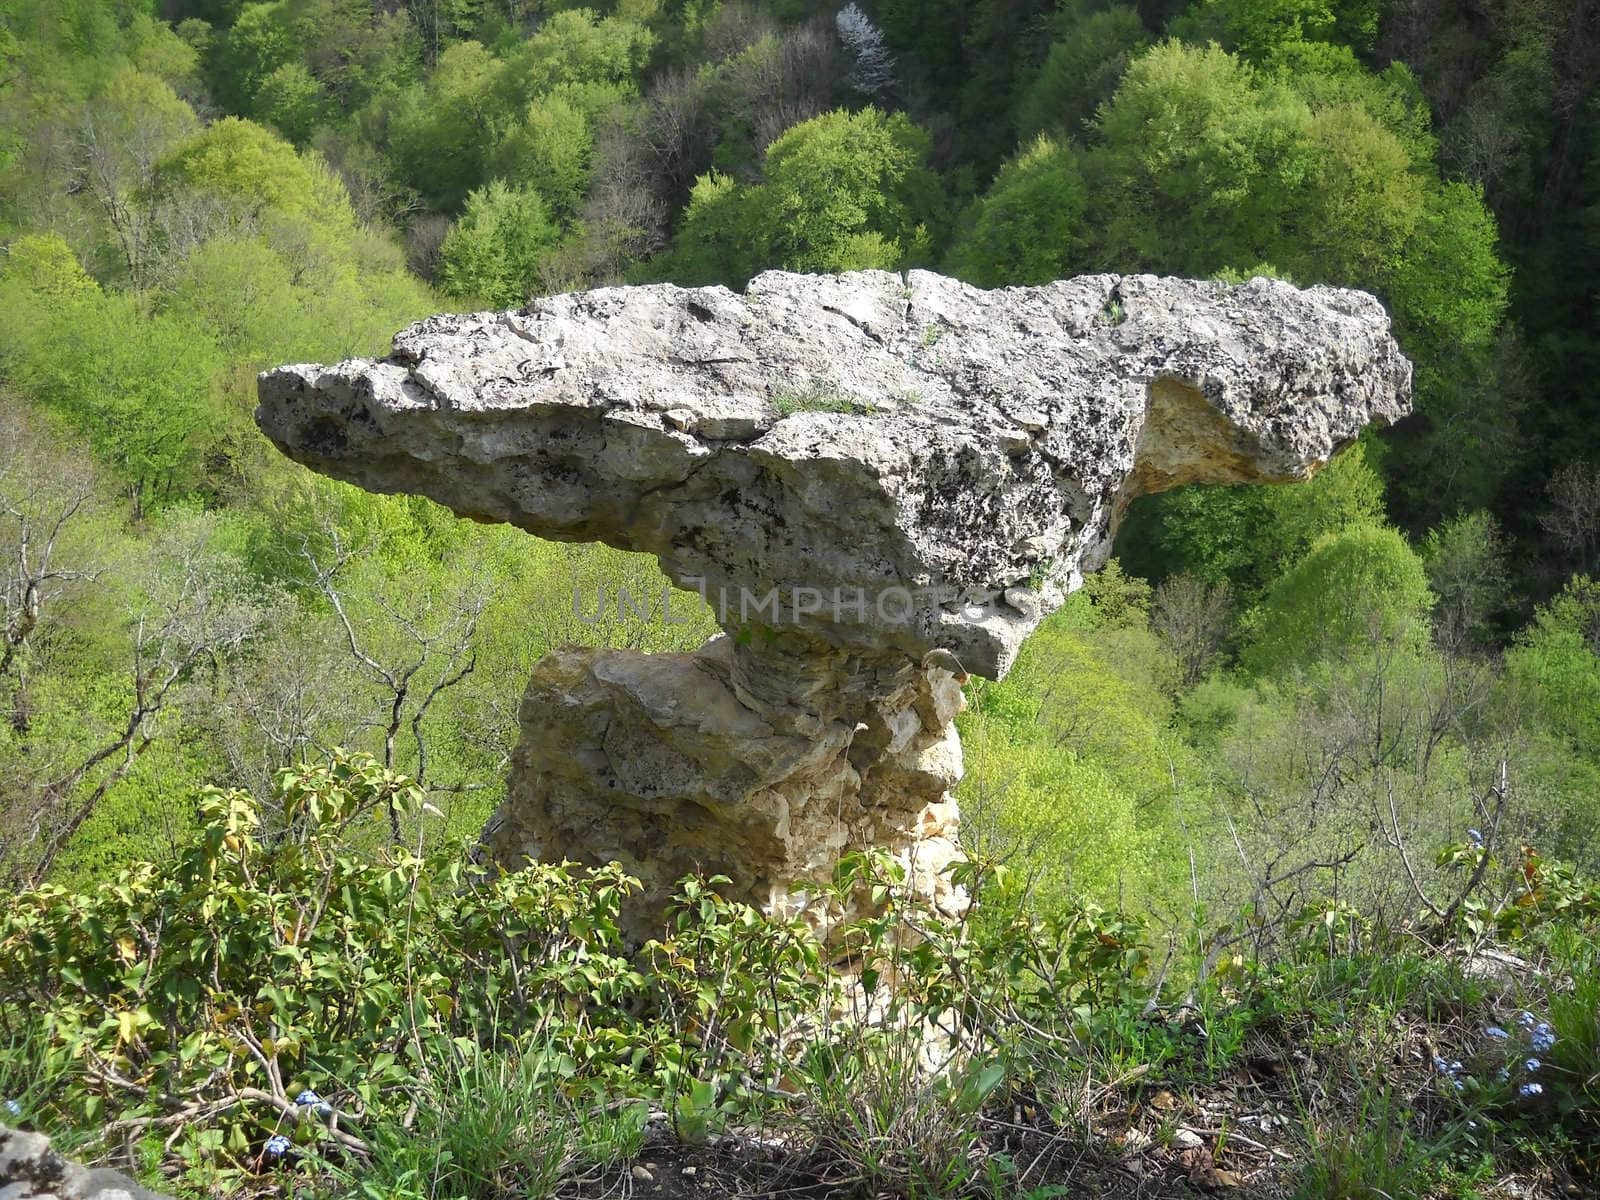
[771,380,878,416]
[790,1034,1003,1199]
[1292,1085,1445,1200]
[329,1042,645,1200]
[0,1022,73,1142]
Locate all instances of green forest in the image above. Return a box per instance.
[0,0,1598,1195]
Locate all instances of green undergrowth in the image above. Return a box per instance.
[3,755,1599,1199]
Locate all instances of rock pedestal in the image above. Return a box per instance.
[489,637,969,936]
[257,270,1411,934]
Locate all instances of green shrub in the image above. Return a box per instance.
[0,752,648,1176]
[1242,525,1433,675]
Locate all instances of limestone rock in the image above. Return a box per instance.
[491,635,967,936]
[257,270,1411,932]
[0,1123,172,1200]
[257,270,1410,680]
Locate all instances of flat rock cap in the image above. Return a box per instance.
[257,269,1411,678]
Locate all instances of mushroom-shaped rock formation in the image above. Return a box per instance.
[257,269,1411,935]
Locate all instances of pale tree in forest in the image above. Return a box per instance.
[75,68,199,287]
[203,609,359,806]
[1422,509,1510,653]
[4,512,273,885]
[836,3,896,100]
[1152,573,1234,687]
[301,523,488,838]
[1541,461,1600,578]
[0,405,102,735]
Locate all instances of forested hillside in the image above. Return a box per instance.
[2,0,1599,1196]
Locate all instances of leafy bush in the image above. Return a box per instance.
[436,180,560,307]
[1242,524,1433,675]
[0,753,648,1175]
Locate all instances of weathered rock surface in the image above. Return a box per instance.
[490,636,969,931]
[0,1123,171,1200]
[257,270,1411,931]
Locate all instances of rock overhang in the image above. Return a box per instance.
[256,269,1412,680]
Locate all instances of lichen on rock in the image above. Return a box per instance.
[257,269,1411,934]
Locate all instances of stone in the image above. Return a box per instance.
[1171,1127,1205,1151]
[257,269,1410,933]
[0,1123,172,1200]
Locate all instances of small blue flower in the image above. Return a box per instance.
[1468,828,1484,846]
[1451,1078,1467,1092]
[1497,1066,1510,1082]
[1484,1025,1509,1040]
[295,1089,333,1117]
[264,1134,291,1158]
[1532,1024,1556,1052]
[2,1099,20,1117]
[1525,1058,1541,1072]
[1517,1010,1536,1028]
[1519,1082,1544,1098]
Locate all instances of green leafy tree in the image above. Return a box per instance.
[1422,509,1510,649]
[1118,441,1387,594]
[77,68,201,287]
[254,60,327,144]
[1242,525,1433,675]
[492,83,621,221]
[436,180,559,306]
[948,135,1086,287]
[497,7,654,108]
[659,170,751,286]
[1259,440,1388,570]
[0,235,234,509]
[152,116,355,235]
[384,40,509,210]
[1079,40,1508,526]
[667,107,943,284]
[160,235,303,360]
[1013,5,1147,141]
[209,0,298,114]
[1083,40,1505,321]
[1173,0,1381,61]
[1507,577,1600,750]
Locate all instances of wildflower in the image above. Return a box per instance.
[1532,1023,1556,1052]
[2,1099,19,1117]
[1468,828,1484,846]
[1516,1010,1536,1028]
[1525,1058,1541,1072]
[1498,1067,1510,1082]
[264,1134,291,1158]
[296,1089,332,1117]
[1519,1082,1544,1098]
[1452,1078,1467,1092]
[1484,1025,1509,1040]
